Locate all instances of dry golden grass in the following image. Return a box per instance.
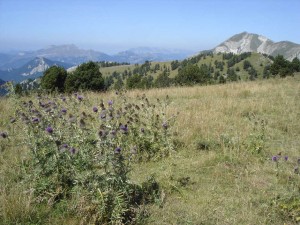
[1,75,300,224]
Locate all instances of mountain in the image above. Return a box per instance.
[0,57,73,82]
[0,45,112,70]
[213,32,300,60]
[113,47,194,64]
[0,45,194,70]
[35,44,113,65]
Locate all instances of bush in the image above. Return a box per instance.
[41,66,67,92]
[65,61,105,92]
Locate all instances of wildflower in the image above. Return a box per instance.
[100,112,106,120]
[110,130,117,138]
[62,144,68,148]
[32,117,40,123]
[162,122,168,129]
[58,143,68,152]
[114,147,121,154]
[45,126,53,134]
[77,95,83,101]
[61,97,66,101]
[120,124,128,133]
[141,127,145,133]
[69,147,76,154]
[108,100,113,106]
[0,132,8,138]
[272,156,278,162]
[61,108,67,114]
[93,106,98,113]
[39,102,45,108]
[284,156,288,161]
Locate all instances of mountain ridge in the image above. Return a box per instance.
[0,57,72,82]
[0,45,194,70]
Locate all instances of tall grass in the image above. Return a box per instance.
[1,75,300,224]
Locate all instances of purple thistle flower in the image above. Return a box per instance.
[272,156,278,162]
[59,144,68,152]
[77,95,83,101]
[100,113,106,120]
[39,102,46,108]
[69,147,76,154]
[284,156,288,161]
[120,124,128,133]
[61,97,66,101]
[32,117,40,123]
[114,147,121,154]
[45,126,53,134]
[93,106,98,113]
[162,122,168,129]
[141,127,145,133]
[62,144,68,148]
[110,130,117,138]
[108,100,113,106]
[61,108,67,113]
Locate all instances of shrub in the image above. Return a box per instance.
[65,61,105,92]
[41,66,67,92]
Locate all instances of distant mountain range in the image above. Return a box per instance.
[213,32,300,60]
[0,45,193,70]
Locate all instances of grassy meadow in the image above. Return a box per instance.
[1,74,300,224]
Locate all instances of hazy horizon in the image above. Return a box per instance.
[1,0,300,54]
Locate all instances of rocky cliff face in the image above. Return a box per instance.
[213,32,300,60]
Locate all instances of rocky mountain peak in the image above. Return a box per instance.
[213,32,300,60]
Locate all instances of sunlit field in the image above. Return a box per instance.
[1,74,300,224]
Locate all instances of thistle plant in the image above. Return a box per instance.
[9,91,177,224]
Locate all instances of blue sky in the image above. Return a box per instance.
[0,0,299,53]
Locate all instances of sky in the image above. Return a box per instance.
[0,0,299,54]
